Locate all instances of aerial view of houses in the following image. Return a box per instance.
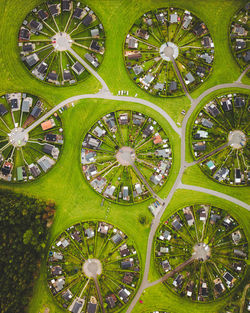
[0,1,249,313]
[230,3,250,69]
[124,7,214,97]
[47,220,141,312]
[155,205,248,301]
[191,93,249,186]
[0,92,63,182]
[81,110,172,204]
[18,1,105,86]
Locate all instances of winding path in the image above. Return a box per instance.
[15,46,250,312]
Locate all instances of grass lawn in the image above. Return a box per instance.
[0,0,249,312]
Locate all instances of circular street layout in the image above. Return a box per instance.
[124,7,214,97]
[0,92,63,183]
[47,221,141,312]
[18,1,105,86]
[191,92,249,186]
[230,3,250,69]
[81,110,172,204]
[154,205,248,302]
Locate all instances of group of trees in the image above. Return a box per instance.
[0,189,55,313]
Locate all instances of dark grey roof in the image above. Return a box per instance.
[19,28,30,40]
[72,301,83,313]
[49,4,58,16]
[169,81,177,91]
[31,105,42,118]
[63,70,72,80]
[82,14,93,26]
[37,62,48,74]
[0,103,8,116]
[43,144,54,155]
[87,302,97,313]
[90,40,100,51]
[23,44,34,52]
[38,9,48,20]
[47,72,58,81]
[73,7,83,19]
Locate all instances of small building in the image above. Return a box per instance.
[22,97,33,113]
[43,144,60,159]
[31,105,42,118]
[85,53,99,68]
[118,288,130,303]
[28,163,41,177]
[169,81,177,92]
[25,53,39,67]
[201,118,213,128]
[0,103,8,116]
[73,7,84,19]
[41,118,56,131]
[172,218,182,231]
[19,27,30,41]
[37,155,55,172]
[111,232,123,245]
[38,9,48,20]
[72,62,85,75]
[185,72,195,85]
[91,28,99,38]
[206,160,216,171]
[85,228,94,239]
[29,20,43,31]
[82,14,93,27]
[162,259,171,271]
[173,274,183,288]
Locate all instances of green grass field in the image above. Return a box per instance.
[0,0,249,312]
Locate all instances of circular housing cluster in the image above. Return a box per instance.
[191,92,249,186]
[18,1,105,86]
[47,221,141,312]
[124,7,214,97]
[0,92,63,183]
[230,3,250,69]
[155,205,248,301]
[81,110,172,204]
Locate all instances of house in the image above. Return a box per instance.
[22,97,33,113]
[51,277,65,293]
[156,13,165,24]
[232,230,241,245]
[186,281,194,297]
[193,23,207,36]
[45,133,57,142]
[90,40,101,53]
[160,247,169,254]
[69,297,85,313]
[182,13,192,29]
[37,155,55,172]
[128,37,138,49]
[210,213,221,224]
[200,53,213,64]
[28,163,41,177]
[150,173,163,185]
[121,259,133,270]
[85,228,94,239]
[98,222,110,235]
[126,50,142,60]
[183,207,194,226]
[235,168,241,184]
[62,0,72,12]
[85,53,99,68]
[193,142,206,151]
[201,118,213,128]
[63,70,72,81]
[223,272,235,287]
[7,93,21,111]
[223,216,233,228]
[82,14,93,27]
[173,274,183,288]
[133,113,145,126]
[170,13,178,23]
[142,125,154,138]
[61,289,73,302]
[51,251,63,261]
[172,218,182,231]
[133,64,143,75]
[1,161,13,177]
[104,185,115,198]
[120,244,130,257]
[199,282,208,298]
[71,230,82,242]
[214,167,229,182]
[122,186,130,201]
[234,249,247,258]
[118,288,130,303]
[243,50,250,62]
[206,103,220,117]
[48,4,60,16]
[201,36,213,48]
[221,98,232,111]
[91,28,99,38]
[32,62,48,80]
[41,118,56,131]
[43,144,59,159]
[38,9,48,20]
[25,53,39,67]
[235,39,246,50]
[85,135,101,149]
[73,7,85,19]
[119,113,129,125]
[85,164,97,178]
[160,230,171,241]
[206,160,216,171]
[90,176,106,192]
[22,43,35,54]
[31,105,42,118]
[51,265,62,276]
[72,62,85,75]
[56,238,70,249]
[194,130,208,139]
[196,66,206,77]
[93,126,106,137]
[155,148,171,159]
[29,20,43,31]
[185,72,195,85]
[134,183,142,195]
[106,294,117,309]
[199,207,207,221]
[140,74,154,87]
[0,103,8,116]
[136,28,149,40]
[123,273,134,285]
[47,72,58,83]
[169,81,177,92]
[232,24,247,36]
[19,27,30,41]
[234,96,245,108]
[162,259,171,271]
[214,278,225,295]
[154,82,164,91]
[105,116,116,132]
[87,296,98,313]
[111,232,123,244]
[16,166,26,181]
